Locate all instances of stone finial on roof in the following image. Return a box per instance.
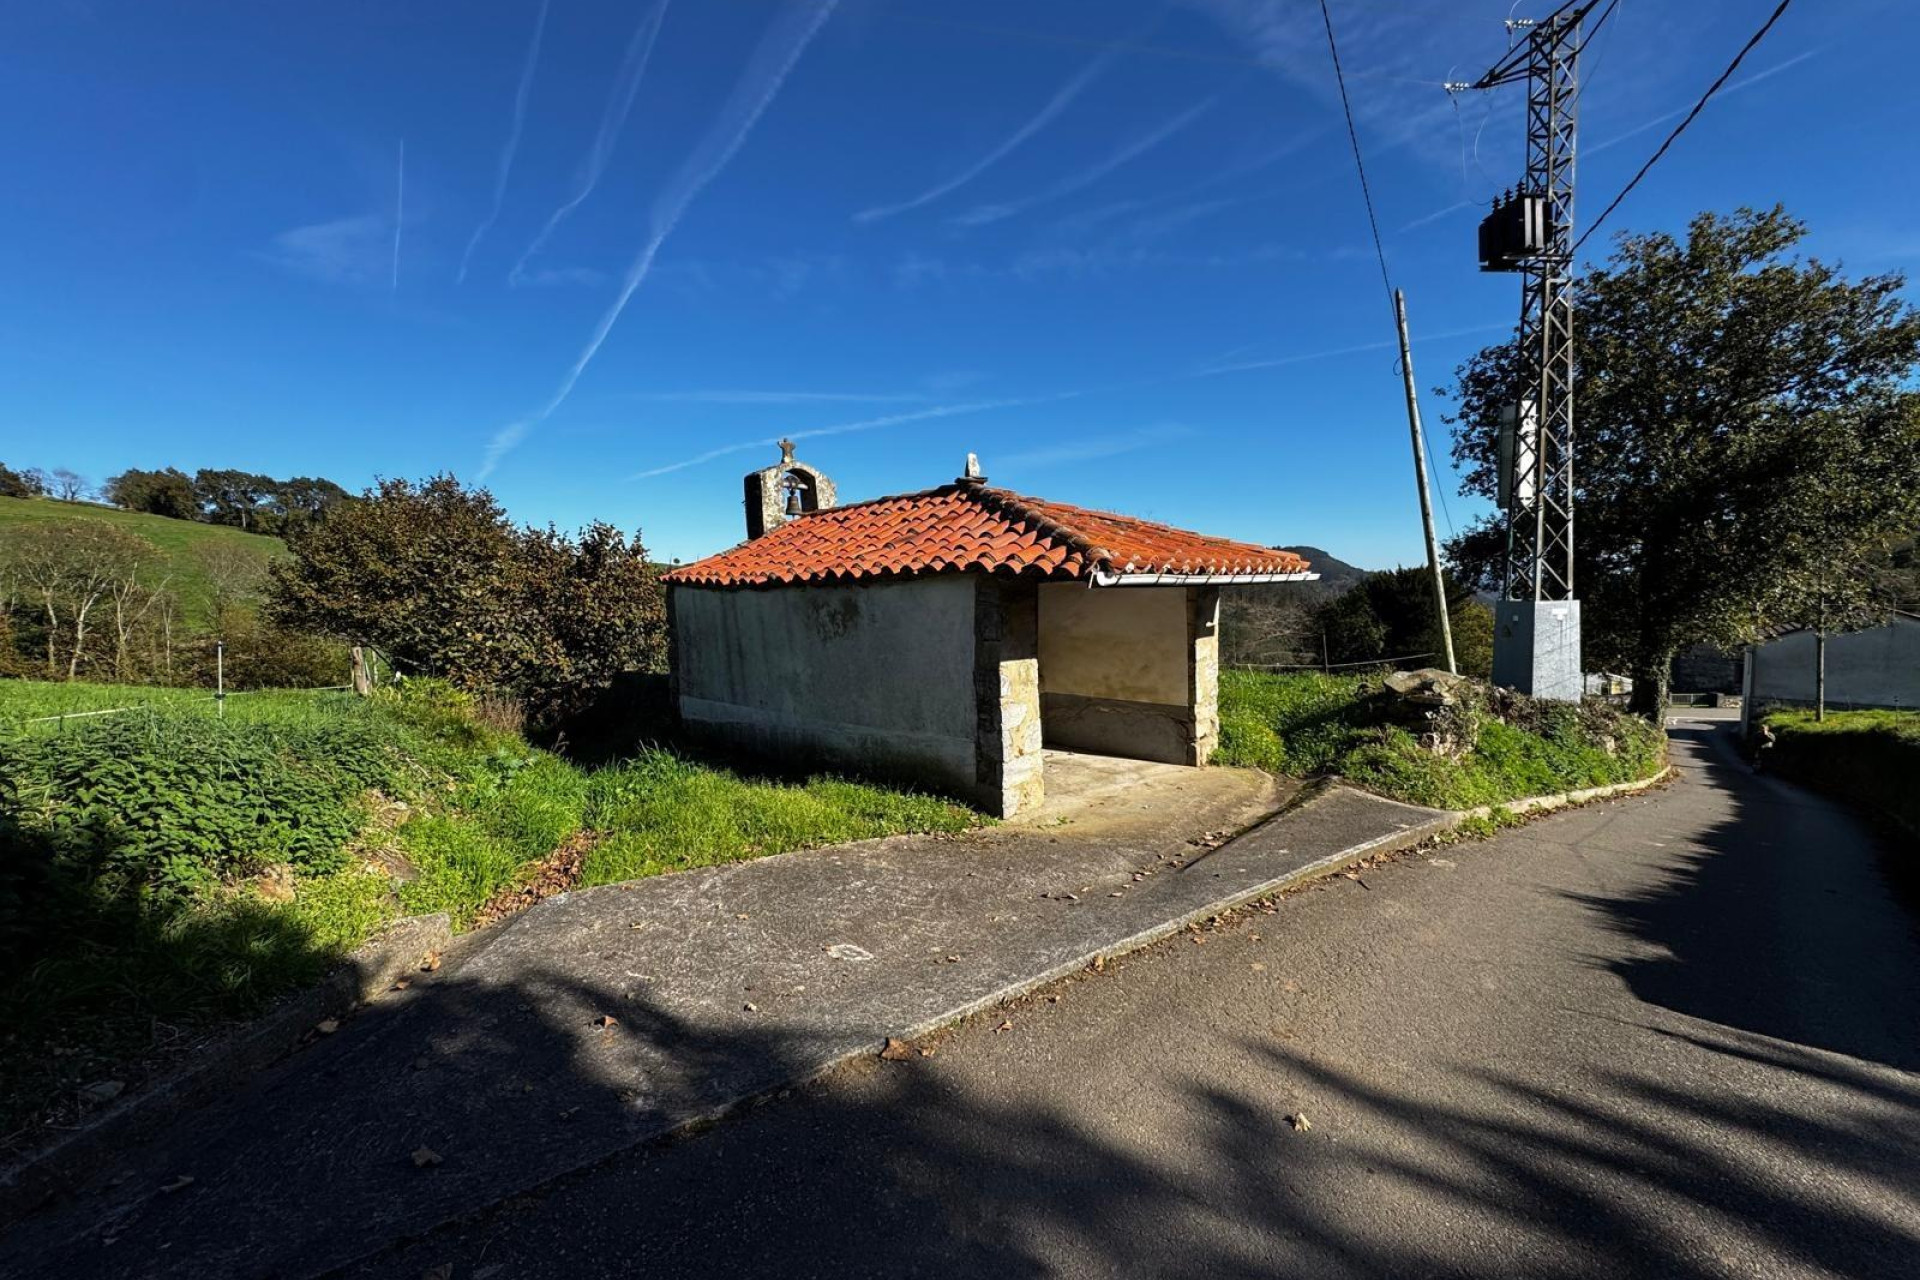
[779,438,796,464]
[959,452,986,486]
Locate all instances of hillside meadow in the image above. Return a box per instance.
[0,495,283,629]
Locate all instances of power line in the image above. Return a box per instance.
[1318,0,1393,305]
[1574,0,1793,253]
[1318,2,1457,542]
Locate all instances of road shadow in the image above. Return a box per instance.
[9,725,1920,1278]
[1560,725,1920,1073]
[337,999,1916,1279]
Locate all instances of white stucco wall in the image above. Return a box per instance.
[1037,584,1189,704]
[672,577,980,786]
[1750,615,1920,710]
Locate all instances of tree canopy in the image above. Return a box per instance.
[1443,207,1920,711]
[267,475,666,720]
[100,466,352,534]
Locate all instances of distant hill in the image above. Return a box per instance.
[0,496,284,627]
[1277,545,1367,593]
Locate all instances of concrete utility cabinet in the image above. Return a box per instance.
[1491,599,1584,704]
[663,450,1318,817]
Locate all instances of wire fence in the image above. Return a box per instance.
[1227,651,1439,673]
[17,685,358,728]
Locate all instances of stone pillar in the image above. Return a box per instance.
[973,577,1044,816]
[1188,586,1222,766]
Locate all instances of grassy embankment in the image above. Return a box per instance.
[1216,669,1667,810]
[0,680,977,1138]
[1760,708,1920,836]
[0,496,283,628]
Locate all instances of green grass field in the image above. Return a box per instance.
[0,678,979,1139]
[0,679,341,725]
[0,496,283,626]
[1216,669,1667,810]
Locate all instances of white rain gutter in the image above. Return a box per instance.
[1089,569,1321,587]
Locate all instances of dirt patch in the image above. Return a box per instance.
[471,830,604,929]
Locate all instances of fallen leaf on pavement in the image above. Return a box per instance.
[412,1146,443,1168]
[315,1019,339,1035]
[421,951,442,972]
[161,1174,194,1193]
[879,1038,914,1061]
[742,1002,758,1013]
[1289,1113,1312,1132]
[996,1020,1013,1033]
[593,1014,618,1029]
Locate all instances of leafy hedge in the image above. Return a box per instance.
[1761,709,1920,836]
[1217,669,1666,810]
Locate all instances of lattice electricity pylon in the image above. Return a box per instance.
[1461,2,1594,604]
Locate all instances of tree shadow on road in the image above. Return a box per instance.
[1561,724,1920,1073]
[10,724,1920,1279]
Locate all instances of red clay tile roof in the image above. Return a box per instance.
[663,483,1313,588]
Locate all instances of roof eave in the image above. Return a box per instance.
[1089,568,1319,587]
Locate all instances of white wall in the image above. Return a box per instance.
[673,577,979,785]
[1038,584,1189,705]
[1751,616,1920,710]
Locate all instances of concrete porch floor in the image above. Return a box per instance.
[1010,749,1295,855]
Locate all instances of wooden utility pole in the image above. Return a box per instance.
[1395,289,1457,675]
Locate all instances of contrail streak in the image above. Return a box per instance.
[1587,48,1820,157]
[629,324,1511,482]
[512,0,671,284]
[480,0,839,479]
[458,0,550,284]
[628,394,1080,480]
[852,50,1113,224]
[951,96,1217,228]
[391,138,404,293]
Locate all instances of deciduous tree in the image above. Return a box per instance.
[1443,207,1920,714]
[267,475,665,717]
[105,467,199,520]
[0,520,152,678]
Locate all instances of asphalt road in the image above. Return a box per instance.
[362,718,1920,1279]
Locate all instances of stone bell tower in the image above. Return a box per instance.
[743,439,836,540]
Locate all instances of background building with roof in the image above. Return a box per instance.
[1739,611,1920,730]
[662,446,1316,816]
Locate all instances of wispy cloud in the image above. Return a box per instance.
[256,214,392,285]
[480,0,840,480]
[390,138,405,293]
[630,394,1081,480]
[512,0,671,284]
[629,319,1513,483]
[852,49,1113,224]
[1195,322,1510,377]
[952,96,1218,228]
[515,265,610,288]
[1588,48,1822,157]
[1395,199,1472,236]
[458,0,550,284]
[631,389,931,405]
[999,423,1192,471]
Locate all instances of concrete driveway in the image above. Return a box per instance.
[359,717,1920,1279]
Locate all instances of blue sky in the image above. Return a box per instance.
[2,0,1909,569]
